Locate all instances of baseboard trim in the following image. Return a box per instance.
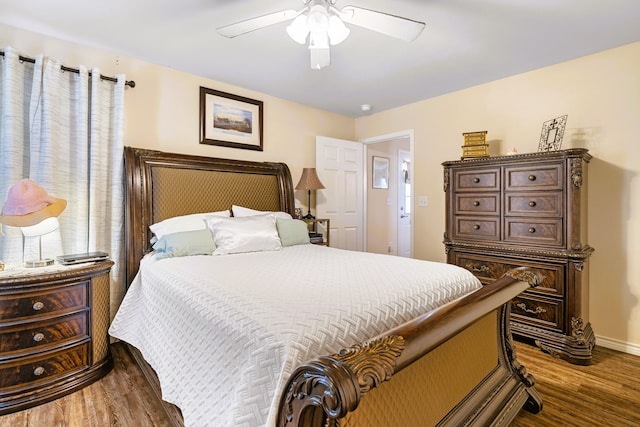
[595,335,640,356]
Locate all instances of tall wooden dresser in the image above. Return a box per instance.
[443,149,594,365]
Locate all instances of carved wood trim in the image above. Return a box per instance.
[279,336,405,426]
[503,267,544,287]
[571,158,583,188]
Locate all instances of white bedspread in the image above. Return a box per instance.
[109,245,481,427]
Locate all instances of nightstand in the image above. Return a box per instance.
[0,260,114,414]
[303,218,330,246]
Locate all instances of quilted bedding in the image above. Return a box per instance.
[108,244,482,427]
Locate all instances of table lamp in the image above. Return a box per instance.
[295,168,325,219]
[0,179,67,267]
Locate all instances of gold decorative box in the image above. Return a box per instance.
[461,131,489,159]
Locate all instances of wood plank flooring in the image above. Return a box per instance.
[1,341,639,426]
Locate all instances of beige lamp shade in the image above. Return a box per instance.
[295,168,325,190]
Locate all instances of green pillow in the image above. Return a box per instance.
[276,218,311,247]
[153,229,215,259]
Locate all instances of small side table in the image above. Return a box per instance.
[303,218,330,246]
[0,260,114,414]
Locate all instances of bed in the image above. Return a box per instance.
[110,146,543,427]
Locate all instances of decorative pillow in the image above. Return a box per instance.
[276,218,311,247]
[152,229,216,259]
[232,205,292,220]
[205,214,282,255]
[149,210,230,240]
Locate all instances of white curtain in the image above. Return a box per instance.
[0,46,126,317]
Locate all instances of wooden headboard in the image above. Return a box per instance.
[123,147,296,286]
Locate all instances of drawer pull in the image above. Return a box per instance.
[473,177,480,183]
[528,227,536,233]
[33,332,45,342]
[516,302,547,315]
[32,301,45,311]
[33,366,45,376]
[528,201,536,207]
[528,175,536,181]
[473,201,480,206]
[465,263,489,273]
[473,224,480,230]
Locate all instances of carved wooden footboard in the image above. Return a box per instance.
[279,268,543,427]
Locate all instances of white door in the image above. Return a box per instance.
[315,136,364,251]
[397,149,412,257]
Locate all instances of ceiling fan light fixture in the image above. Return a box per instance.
[309,31,329,49]
[328,14,350,45]
[310,47,330,70]
[307,3,329,33]
[286,14,309,44]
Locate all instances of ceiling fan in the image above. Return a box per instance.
[217,0,426,70]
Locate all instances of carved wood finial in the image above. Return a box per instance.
[503,267,545,287]
[334,335,405,394]
[278,336,405,427]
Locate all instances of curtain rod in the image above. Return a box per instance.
[0,51,135,88]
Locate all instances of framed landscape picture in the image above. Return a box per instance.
[199,86,263,151]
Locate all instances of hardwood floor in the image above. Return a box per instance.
[0,343,174,427]
[511,340,640,427]
[1,341,639,426]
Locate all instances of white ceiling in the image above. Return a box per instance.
[2,0,640,117]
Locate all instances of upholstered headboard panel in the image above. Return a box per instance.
[123,147,295,286]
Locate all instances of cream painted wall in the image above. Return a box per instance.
[0,23,355,214]
[355,42,640,351]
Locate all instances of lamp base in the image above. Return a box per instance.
[25,258,55,268]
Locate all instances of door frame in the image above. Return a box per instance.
[361,129,415,257]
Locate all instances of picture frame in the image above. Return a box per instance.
[538,115,568,152]
[372,156,390,189]
[199,86,263,151]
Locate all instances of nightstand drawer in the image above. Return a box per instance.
[504,218,563,246]
[453,216,500,241]
[0,283,88,321]
[454,193,500,215]
[505,192,563,217]
[453,168,500,192]
[452,252,564,296]
[0,343,89,389]
[0,312,89,356]
[511,294,563,332]
[504,163,563,191]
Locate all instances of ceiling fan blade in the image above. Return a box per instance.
[217,9,299,38]
[340,6,425,42]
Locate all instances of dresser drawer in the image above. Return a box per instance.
[0,312,88,356]
[455,193,500,215]
[504,163,563,191]
[511,294,563,333]
[453,216,500,241]
[0,343,89,389]
[0,283,88,321]
[504,218,563,246]
[453,168,500,192]
[452,252,564,296]
[505,192,563,217]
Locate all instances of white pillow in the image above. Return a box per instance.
[205,214,282,255]
[150,210,230,239]
[232,205,292,220]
